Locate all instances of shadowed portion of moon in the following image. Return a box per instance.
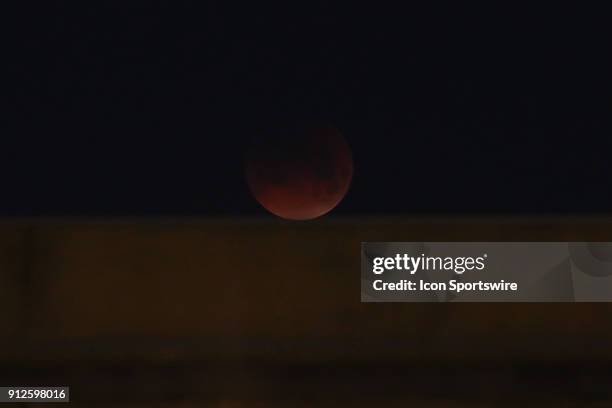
[246,125,353,220]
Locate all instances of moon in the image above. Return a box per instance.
[246,125,353,220]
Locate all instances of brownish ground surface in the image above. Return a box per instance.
[2,216,612,406]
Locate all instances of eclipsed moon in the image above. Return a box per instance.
[246,125,353,220]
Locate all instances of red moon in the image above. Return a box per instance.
[246,126,353,220]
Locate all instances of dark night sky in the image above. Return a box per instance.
[4,3,612,215]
